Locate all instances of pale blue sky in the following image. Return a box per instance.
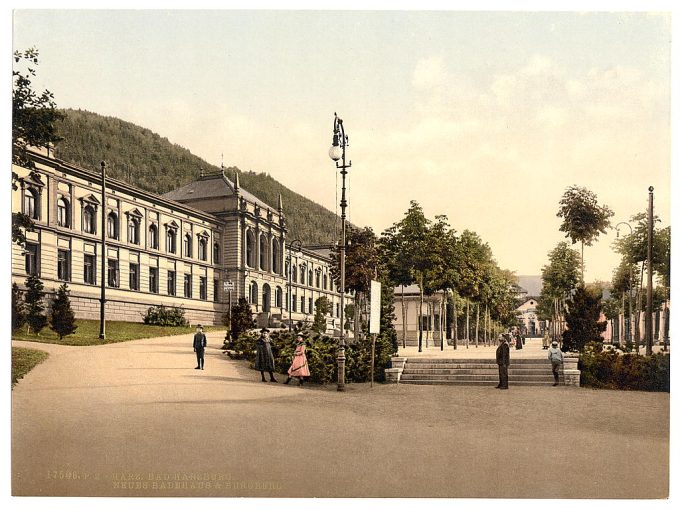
[11,9,673,281]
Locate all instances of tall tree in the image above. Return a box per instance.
[50,284,78,340]
[380,224,414,348]
[312,296,331,334]
[12,283,27,333]
[13,48,65,247]
[229,297,254,341]
[24,275,48,335]
[561,285,607,352]
[556,185,614,282]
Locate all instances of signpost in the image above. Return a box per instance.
[369,280,381,387]
[223,280,234,332]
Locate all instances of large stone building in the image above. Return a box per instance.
[11,147,351,328]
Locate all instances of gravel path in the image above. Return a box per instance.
[12,332,669,498]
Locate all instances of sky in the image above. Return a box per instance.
[10,7,674,282]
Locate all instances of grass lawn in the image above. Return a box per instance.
[12,319,224,346]
[12,347,49,387]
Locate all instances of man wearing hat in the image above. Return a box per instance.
[548,340,564,386]
[495,333,510,389]
[193,324,207,370]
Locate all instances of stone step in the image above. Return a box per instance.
[406,358,551,364]
[400,379,562,386]
[402,368,556,376]
[403,363,551,370]
[400,373,555,382]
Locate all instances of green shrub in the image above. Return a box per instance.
[580,342,669,392]
[142,305,188,326]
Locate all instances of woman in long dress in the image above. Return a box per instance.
[284,335,310,386]
[254,328,277,382]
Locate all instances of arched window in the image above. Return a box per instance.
[213,242,220,263]
[275,286,283,308]
[107,212,118,239]
[57,197,70,227]
[127,217,140,244]
[198,236,208,261]
[300,265,306,284]
[292,265,297,283]
[323,274,328,290]
[315,269,321,288]
[166,228,177,254]
[83,205,96,234]
[272,239,280,274]
[184,233,192,258]
[23,188,39,219]
[259,235,268,270]
[149,224,159,249]
[246,230,255,267]
[309,269,313,285]
[250,281,259,305]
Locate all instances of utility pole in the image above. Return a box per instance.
[99,161,107,341]
[645,186,654,356]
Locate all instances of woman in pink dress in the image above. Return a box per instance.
[284,335,310,386]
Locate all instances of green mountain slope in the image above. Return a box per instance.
[53,108,343,245]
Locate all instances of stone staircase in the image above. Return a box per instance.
[388,357,580,386]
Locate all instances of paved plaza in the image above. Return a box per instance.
[12,332,669,498]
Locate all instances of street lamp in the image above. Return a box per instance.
[645,186,654,356]
[329,113,351,392]
[616,222,634,347]
[287,239,302,331]
[99,161,107,341]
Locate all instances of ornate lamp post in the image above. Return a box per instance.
[287,239,302,331]
[329,113,351,392]
[99,161,107,340]
[645,186,654,355]
[616,222,634,346]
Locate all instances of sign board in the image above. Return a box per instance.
[223,281,234,292]
[369,280,381,334]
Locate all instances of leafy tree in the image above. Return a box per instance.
[312,296,331,334]
[538,242,581,340]
[12,48,64,247]
[230,297,254,340]
[556,185,614,282]
[561,286,607,352]
[24,275,48,334]
[12,283,27,333]
[50,284,78,340]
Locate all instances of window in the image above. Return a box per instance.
[183,274,192,298]
[292,265,297,283]
[316,271,321,288]
[300,266,305,284]
[259,235,267,270]
[25,243,38,275]
[213,279,219,302]
[198,237,208,261]
[199,276,207,300]
[301,296,306,314]
[292,294,297,312]
[107,212,118,239]
[57,198,70,227]
[107,259,119,287]
[84,254,96,284]
[149,224,159,249]
[167,270,176,296]
[275,287,283,308]
[250,281,258,305]
[23,188,39,220]
[184,234,192,258]
[128,218,140,245]
[246,230,255,267]
[149,267,159,293]
[272,240,280,274]
[309,270,313,286]
[213,242,220,264]
[323,274,328,290]
[129,263,139,290]
[57,249,70,281]
[166,228,177,254]
[83,205,96,234]
[336,303,340,317]
[309,297,313,314]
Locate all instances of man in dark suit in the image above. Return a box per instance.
[193,324,207,370]
[496,334,510,389]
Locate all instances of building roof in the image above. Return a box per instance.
[162,171,274,211]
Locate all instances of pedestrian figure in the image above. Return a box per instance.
[193,324,207,370]
[548,340,564,386]
[496,334,510,389]
[514,330,523,350]
[284,335,310,386]
[255,328,277,382]
[542,331,550,350]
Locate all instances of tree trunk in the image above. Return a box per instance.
[465,299,470,349]
[401,284,406,349]
[452,293,458,350]
[484,304,489,346]
[425,300,430,348]
[474,302,480,347]
[418,276,424,352]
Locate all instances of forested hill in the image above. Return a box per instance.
[53,108,344,245]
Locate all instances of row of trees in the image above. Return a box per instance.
[329,201,520,352]
[12,277,77,340]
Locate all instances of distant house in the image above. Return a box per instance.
[515,297,545,337]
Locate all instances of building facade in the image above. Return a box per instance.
[11,148,351,328]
